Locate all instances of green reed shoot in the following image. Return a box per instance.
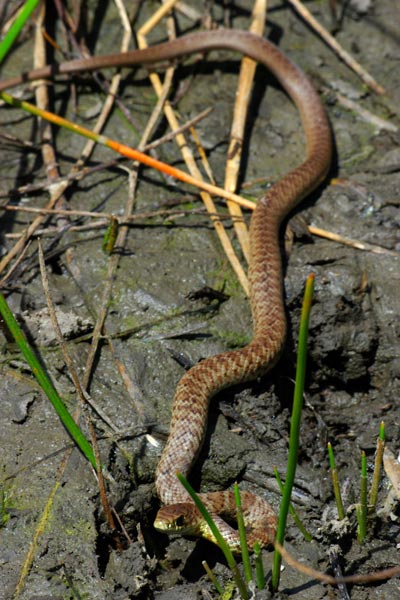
[271,273,315,592]
[327,442,345,520]
[0,292,97,470]
[357,451,368,543]
[202,560,224,596]
[253,541,265,590]
[369,421,385,510]
[102,216,119,254]
[233,483,252,583]
[274,467,312,541]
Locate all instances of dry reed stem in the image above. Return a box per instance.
[1,3,26,36]
[138,1,250,295]
[175,1,203,23]
[37,241,87,409]
[38,239,118,535]
[0,239,32,281]
[0,5,72,284]
[287,0,386,95]
[0,106,212,201]
[108,335,152,425]
[189,126,217,187]
[34,5,67,211]
[308,225,399,256]
[81,29,178,421]
[223,0,267,265]
[0,0,131,282]
[138,0,181,36]
[322,86,397,132]
[5,211,395,259]
[2,204,210,226]
[0,177,70,284]
[76,0,132,166]
[276,541,400,585]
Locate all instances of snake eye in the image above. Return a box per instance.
[174,515,186,528]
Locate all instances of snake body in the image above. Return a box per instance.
[0,30,332,551]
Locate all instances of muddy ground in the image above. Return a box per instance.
[0,1,399,599]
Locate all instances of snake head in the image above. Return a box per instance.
[154,503,202,537]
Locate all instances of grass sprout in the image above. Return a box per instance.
[274,467,312,541]
[327,442,346,520]
[233,482,252,583]
[369,421,385,510]
[271,273,315,591]
[202,560,224,595]
[0,292,97,470]
[253,541,265,590]
[357,450,368,543]
[328,421,385,542]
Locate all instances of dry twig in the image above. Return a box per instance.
[308,224,399,257]
[287,0,386,94]
[276,541,400,585]
[137,0,250,295]
[223,0,267,264]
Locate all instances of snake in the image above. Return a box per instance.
[0,29,332,552]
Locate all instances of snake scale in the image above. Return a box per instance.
[0,29,332,552]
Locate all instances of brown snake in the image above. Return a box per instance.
[0,29,332,551]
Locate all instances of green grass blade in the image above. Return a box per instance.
[253,541,265,590]
[102,216,119,254]
[271,273,315,592]
[379,420,385,442]
[202,560,224,596]
[0,0,41,64]
[357,450,368,542]
[233,483,252,583]
[274,467,312,541]
[177,473,248,599]
[0,292,97,470]
[327,442,346,520]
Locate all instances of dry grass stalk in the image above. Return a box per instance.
[13,481,62,599]
[287,0,386,95]
[308,225,399,257]
[0,106,213,201]
[38,239,118,534]
[0,0,132,282]
[223,0,267,265]
[81,67,176,388]
[137,1,250,294]
[34,4,68,211]
[76,0,133,166]
[276,541,400,585]
[322,87,397,132]
[2,203,211,227]
[175,1,203,23]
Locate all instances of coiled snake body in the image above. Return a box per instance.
[0,29,332,552]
